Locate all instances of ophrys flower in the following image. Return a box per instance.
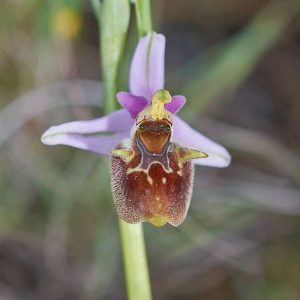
[41,33,231,226]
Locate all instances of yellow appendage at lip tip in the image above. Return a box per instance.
[148,215,168,227]
[147,196,168,227]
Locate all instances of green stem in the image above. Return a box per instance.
[119,2,153,299]
[119,220,152,300]
[93,0,153,299]
[135,0,153,37]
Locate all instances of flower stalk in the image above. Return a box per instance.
[119,220,152,300]
[98,1,153,299]
[118,2,153,299]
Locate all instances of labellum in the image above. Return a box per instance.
[111,89,208,226]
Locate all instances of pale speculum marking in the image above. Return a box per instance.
[126,141,176,187]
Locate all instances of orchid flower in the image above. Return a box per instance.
[41,33,231,227]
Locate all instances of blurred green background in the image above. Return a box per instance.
[1,0,300,299]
